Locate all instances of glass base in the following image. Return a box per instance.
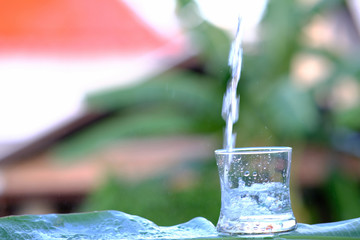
[217,218,297,235]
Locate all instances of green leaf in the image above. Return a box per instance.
[334,106,360,130]
[81,162,221,226]
[326,173,360,221]
[191,21,231,81]
[281,219,360,239]
[87,70,222,114]
[55,70,224,159]
[257,79,320,140]
[0,210,359,239]
[53,108,196,159]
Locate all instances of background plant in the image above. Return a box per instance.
[53,0,360,225]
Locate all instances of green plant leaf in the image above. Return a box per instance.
[86,70,222,114]
[81,161,221,226]
[54,70,224,159]
[326,172,360,221]
[334,106,360,130]
[255,79,320,140]
[0,210,359,239]
[53,108,197,159]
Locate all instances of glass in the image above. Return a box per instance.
[215,147,297,235]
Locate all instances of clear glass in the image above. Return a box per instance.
[215,147,297,235]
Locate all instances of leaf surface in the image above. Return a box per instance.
[0,211,359,239]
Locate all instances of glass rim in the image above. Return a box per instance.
[215,146,292,155]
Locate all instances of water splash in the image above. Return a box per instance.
[0,211,218,239]
[0,209,357,238]
[222,17,244,150]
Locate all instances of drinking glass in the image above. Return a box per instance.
[215,147,297,235]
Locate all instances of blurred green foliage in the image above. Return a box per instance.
[81,161,220,226]
[53,0,360,224]
[327,172,360,221]
[55,70,224,158]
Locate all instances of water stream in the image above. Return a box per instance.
[222,17,243,151]
[220,18,244,190]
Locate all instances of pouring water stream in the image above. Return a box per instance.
[221,18,244,188]
[222,17,243,151]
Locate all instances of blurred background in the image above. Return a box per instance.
[0,0,359,226]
